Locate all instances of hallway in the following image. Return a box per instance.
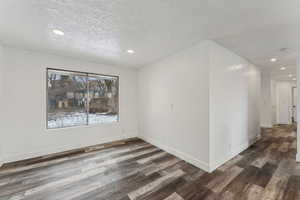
[0,125,299,200]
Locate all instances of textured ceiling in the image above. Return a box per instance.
[0,0,300,69]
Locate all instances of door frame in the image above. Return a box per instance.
[292,86,297,123]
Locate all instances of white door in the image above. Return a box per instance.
[277,82,292,124]
[293,87,297,122]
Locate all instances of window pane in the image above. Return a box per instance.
[88,75,119,124]
[47,70,88,128]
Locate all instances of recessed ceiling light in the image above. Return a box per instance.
[127,49,135,54]
[292,78,297,81]
[288,74,293,77]
[280,67,286,70]
[53,29,64,36]
[270,58,277,62]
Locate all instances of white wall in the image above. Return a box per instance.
[0,44,4,165]
[0,46,138,163]
[297,58,300,162]
[138,41,210,170]
[1,41,261,172]
[209,42,261,170]
[260,71,273,128]
[276,81,295,124]
[138,40,261,172]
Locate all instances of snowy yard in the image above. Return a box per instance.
[48,112,118,129]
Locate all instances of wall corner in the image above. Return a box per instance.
[297,57,300,162]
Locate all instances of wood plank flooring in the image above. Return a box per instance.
[0,125,299,200]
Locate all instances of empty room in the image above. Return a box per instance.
[0,0,300,199]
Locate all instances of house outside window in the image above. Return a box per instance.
[47,68,119,129]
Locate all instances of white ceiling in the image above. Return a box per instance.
[270,66,296,81]
[0,0,300,69]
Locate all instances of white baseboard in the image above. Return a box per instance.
[260,122,273,128]
[209,138,257,172]
[209,143,247,172]
[2,135,129,164]
[140,136,258,173]
[261,125,273,128]
[140,136,210,172]
[1,134,259,174]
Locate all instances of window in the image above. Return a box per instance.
[47,69,119,129]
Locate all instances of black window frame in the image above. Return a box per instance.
[46,68,120,129]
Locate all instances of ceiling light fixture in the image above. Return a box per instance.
[270,58,277,62]
[127,49,135,54]
[292,78,297,81]
[53,29,64,36]
[280,67,286,70]
[288,74,293,77]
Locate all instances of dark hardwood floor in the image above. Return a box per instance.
[0,125,299,200]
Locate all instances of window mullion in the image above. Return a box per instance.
[86,74,90,125]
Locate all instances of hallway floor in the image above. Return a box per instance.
[0,125,299,200]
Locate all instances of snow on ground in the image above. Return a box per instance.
[48,112,118,129]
